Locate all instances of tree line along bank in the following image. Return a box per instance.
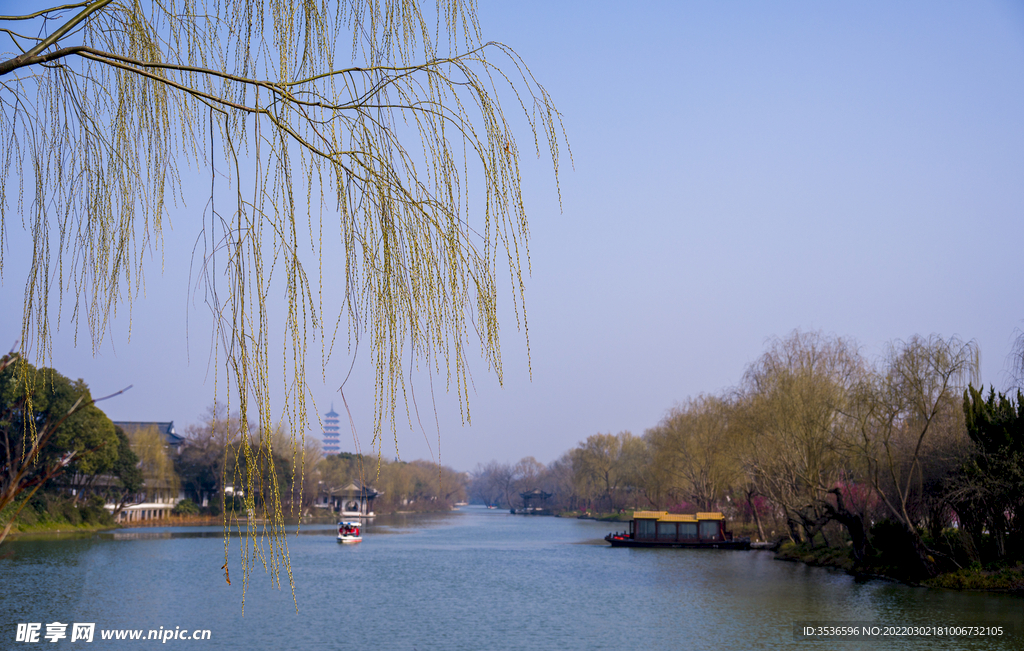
[0,354,468,544]
[470,330,1024,587]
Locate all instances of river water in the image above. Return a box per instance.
[2,506,1021,650]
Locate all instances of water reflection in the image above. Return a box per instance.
[89,513,448,540]
[2,507,1021,651]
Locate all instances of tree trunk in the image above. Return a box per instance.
[794,504,827,547]
[749,496,766,541]
[825,488,868,565]
[910,528,939,579]
[786,516,803,544]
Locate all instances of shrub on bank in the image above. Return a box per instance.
[925,564,1024,592]
[79,496,113,525]
[556,510,632,521]
[1,493,115,534]
[864,520,927,581]
[172,499,200,515]
[775,530,1024,593]
[776,541,855,572]
[928,528,980,570]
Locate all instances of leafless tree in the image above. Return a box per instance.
[846,334,978,576]
[647,394,739,512]
[736,331,864,544]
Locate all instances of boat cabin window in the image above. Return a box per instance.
[657,522,676,541]
[637,519,657,539]
[699,520,718,539]
[679,522,697,540]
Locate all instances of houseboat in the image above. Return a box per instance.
[337,521,363,544]
[605,511,750,549]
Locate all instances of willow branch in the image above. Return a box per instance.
[0,3,92,22]
[0,0,112,75]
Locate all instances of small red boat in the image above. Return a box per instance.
[337,521,363,544]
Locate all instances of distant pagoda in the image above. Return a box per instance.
[322,405,340,454]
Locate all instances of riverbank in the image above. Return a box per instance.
[3,510,296,537]
[2,514,224,538]
[1,494,116,540]
[555,510,631,522]
[2,520,118,538]
[774,541,1024,594]
[5,506,467,538]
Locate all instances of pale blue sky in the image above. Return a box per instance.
[2,1,1023,471]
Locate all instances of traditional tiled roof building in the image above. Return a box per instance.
[112,421,184,454]
[316,481,380,516]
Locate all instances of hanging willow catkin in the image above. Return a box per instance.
[0,0,566,611]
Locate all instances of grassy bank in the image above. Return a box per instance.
[774,541,857,572]
[115,514,223,528]
[1,494,116,539]
[4,520,118,538]
[774,541,1024,593]
[924,565,1024,592]
[556,510,632,522]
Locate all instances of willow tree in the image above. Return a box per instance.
[846,334,977,577]
[646,394,740,512]
[0,0,564,601]
[1012,328,1024,391]
[125,424,181,503]
[569,432,645,512]
[737,331,863,544]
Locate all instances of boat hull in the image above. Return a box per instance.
[337,521,363,544]
[605,535,750,550]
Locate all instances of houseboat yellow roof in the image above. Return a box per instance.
[657,514,697,522]
[631,511,725,521]
[632,511,667,519]
[695,512,724,520]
